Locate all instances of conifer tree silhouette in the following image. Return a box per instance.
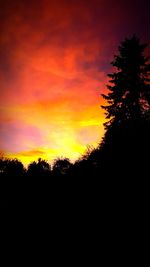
[100,36,150,177]
[101,35,150,129]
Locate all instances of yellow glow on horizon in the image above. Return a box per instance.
[6,144,87,167]
[4,115,104,167]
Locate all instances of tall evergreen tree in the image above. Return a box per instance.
[101,35,150,129]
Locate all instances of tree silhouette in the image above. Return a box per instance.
[102,35,150,129]
[0,158,24,177]
[52,158,72,176]
[27,158,51,177]
[100,36,150,177]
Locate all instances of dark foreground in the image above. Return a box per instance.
[0,199,8,208]
[0,120,149,208]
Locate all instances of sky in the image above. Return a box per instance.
[0,0,150,165]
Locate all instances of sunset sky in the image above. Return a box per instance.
[0,0,150,165]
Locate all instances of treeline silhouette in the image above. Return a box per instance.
[0,36,149,207]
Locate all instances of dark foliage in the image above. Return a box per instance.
[101,35,150,129]
[100,36,150,176]
[27,158,51,178]
[52,157,72,177]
